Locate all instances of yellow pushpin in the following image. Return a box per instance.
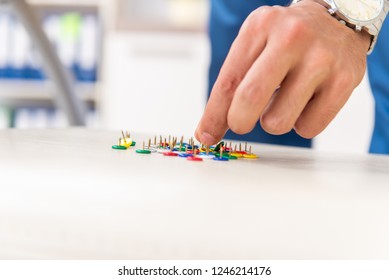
[120,138,133,148]
[119,130,133,148]
[230,152,244,158]
[243,146,258,159]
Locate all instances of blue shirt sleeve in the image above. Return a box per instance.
[367,17,389,155]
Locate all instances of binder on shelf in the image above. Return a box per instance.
[57,12,80,81]
[0,11,100,83]
[27,45,45,80]
[0,13,11,79]
[77,14,98,82]
[9,19,30,79]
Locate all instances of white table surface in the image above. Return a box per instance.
[0,129,388,259]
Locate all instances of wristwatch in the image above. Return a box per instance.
[291,0,389,54]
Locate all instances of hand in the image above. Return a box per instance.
[195,0,371,145]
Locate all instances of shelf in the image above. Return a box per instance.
[26,0,101,7]
[0,80,98,107]
[0,2,102,109]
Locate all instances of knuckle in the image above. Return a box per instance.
[295,107,338,138]
[227,115,254,135]
[229,125,252,135]
[215,72,241,96]
[294,121,317,139]
[280,17,311,48]
[242,6,275,34]
[237,82,264,105]
[253,6,274,21]
[261,113,293,135]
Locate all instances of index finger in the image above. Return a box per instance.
[194,9,270,145]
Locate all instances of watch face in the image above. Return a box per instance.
[334,0,384,22]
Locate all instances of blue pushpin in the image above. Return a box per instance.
[213,146,229,161]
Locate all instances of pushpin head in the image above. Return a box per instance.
[120,138,133,148]
[136,141,151,154]
[230,152,244,158]
[198,153,215,160]
[136,149,151,154]
[213,157,229,162]
[163,151,178,157]
[223,154,238,160]
[112,145,127,150]
[187,156,203,161]
[243,153,258,159]
[178,153,191,158]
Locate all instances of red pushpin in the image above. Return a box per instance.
[187,142,203,161]
[163,151,178,157]
[187,156,203,161]
[163,141,178,157]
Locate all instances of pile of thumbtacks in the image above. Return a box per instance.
[112,130,258,162]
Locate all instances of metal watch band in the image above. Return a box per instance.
[368,1,389,54]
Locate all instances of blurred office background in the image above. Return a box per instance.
[0,0,374,154]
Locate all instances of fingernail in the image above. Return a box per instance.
[201,132,216,145]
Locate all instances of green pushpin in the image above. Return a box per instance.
[214,153,237,160]
[136,141,151,154]
[112,145,127,150]
[223,154,238,160]
[136,149,151,154]
[112,138,127,150]
[213,141,225,152]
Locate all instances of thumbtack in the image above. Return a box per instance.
[112,137,127,150]
[213,146,228,161]
[136,141,151,154]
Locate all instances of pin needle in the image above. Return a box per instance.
[193,144,197,156]
[112,138,127,150]
[121,130,127,144]
[136,141,151,154]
